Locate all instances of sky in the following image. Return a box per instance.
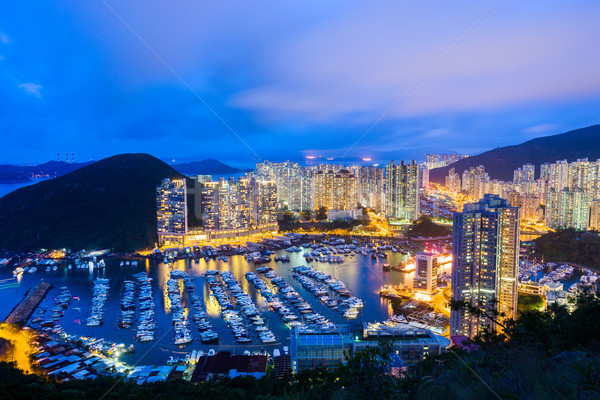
[1,1,599,167]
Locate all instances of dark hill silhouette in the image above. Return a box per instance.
[429,125,600,183]
[0,153,184,251]
[171,159,241,175]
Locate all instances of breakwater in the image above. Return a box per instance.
[5,281,52,326]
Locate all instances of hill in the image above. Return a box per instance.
[171,159,241,175]
[429,124,600,183]
[0,153,184,252]
[0,160,93,183]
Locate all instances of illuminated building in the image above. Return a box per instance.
[549,160,569,191]
[450,194,520,339]
[156,178,188,246]
[508,191,521,208]
[445,168,461,192]
[252,178,278,226]
[513,163,535,184]
[590,199,600,231]
[157,177,278,245]
[313,169,358,211]
[545,188,590,230]
[290,324,447,372]
[386,160,419,221]
[200,177,252,231]
[414,248,439,298]
[254,161,313,211]
[459,165,488,200]
[420,167,429,188]
[520,194,541,221]
[425,153,463,169]
[354,165,386,213]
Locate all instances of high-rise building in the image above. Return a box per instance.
[313,169,358,211]
[445,168,461,192]
[513,164,535,184]
[386,160,419,221]
[252,178,278,226]
[549,160,569,191]
[157,176,278,245]
[254,161,313,212]
[355,166,385,213]
[156,178,188,245]
[414,248,439,298]
[520,194,541,221]
[590,199,600,231]
[545,188,590,230]
[450,194,520,338]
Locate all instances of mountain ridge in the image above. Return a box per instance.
[0,160,94,182]
[171,159,241,175]
[0,153,184,251]
[429,124,600,183]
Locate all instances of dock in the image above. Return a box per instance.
[4,281,52,326]
[379,285,413,300]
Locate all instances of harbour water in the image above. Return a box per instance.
[0,249,429,365]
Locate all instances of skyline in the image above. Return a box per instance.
[1,1,600,165]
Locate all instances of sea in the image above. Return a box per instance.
[0,249,446,366]
[0,181,42,199]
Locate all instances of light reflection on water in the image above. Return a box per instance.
[0,249,421,364]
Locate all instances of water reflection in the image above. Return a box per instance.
[1,248,431,364]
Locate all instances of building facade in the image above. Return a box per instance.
[386,160,420,221]
[450,194,520,338]
[313,169,358,211]
[157,177,278,245]
[414,248,439,297]
[156,178,188,246]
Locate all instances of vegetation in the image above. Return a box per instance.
[535,229,600,268]
[300,210,312,221]
[3,293,600,399]
[316,206,328,221]
[0,153,185,252]
[407,216,451,238]
[517,293,545,314]
[278,218,367,233]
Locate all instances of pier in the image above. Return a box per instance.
[379,285,413,300]
[4,281,52,326]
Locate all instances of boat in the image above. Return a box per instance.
[382,263,391,271]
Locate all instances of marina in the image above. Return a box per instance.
[1,238,439,365]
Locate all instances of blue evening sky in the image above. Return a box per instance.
[1,1,599,167]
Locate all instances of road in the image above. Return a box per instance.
[0,323,35,373]
[432,289,450,317]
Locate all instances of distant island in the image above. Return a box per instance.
[0,160,93,183]
[429,124,600,183]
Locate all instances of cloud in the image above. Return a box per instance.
[19,82,43,97]
[231,2,600,124]
[523,124,560,136]
[0,31,9,44]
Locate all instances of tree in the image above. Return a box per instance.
[316,206,328,220]
[300,210,312,221]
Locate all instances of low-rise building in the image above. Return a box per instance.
[290,323,448,372]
